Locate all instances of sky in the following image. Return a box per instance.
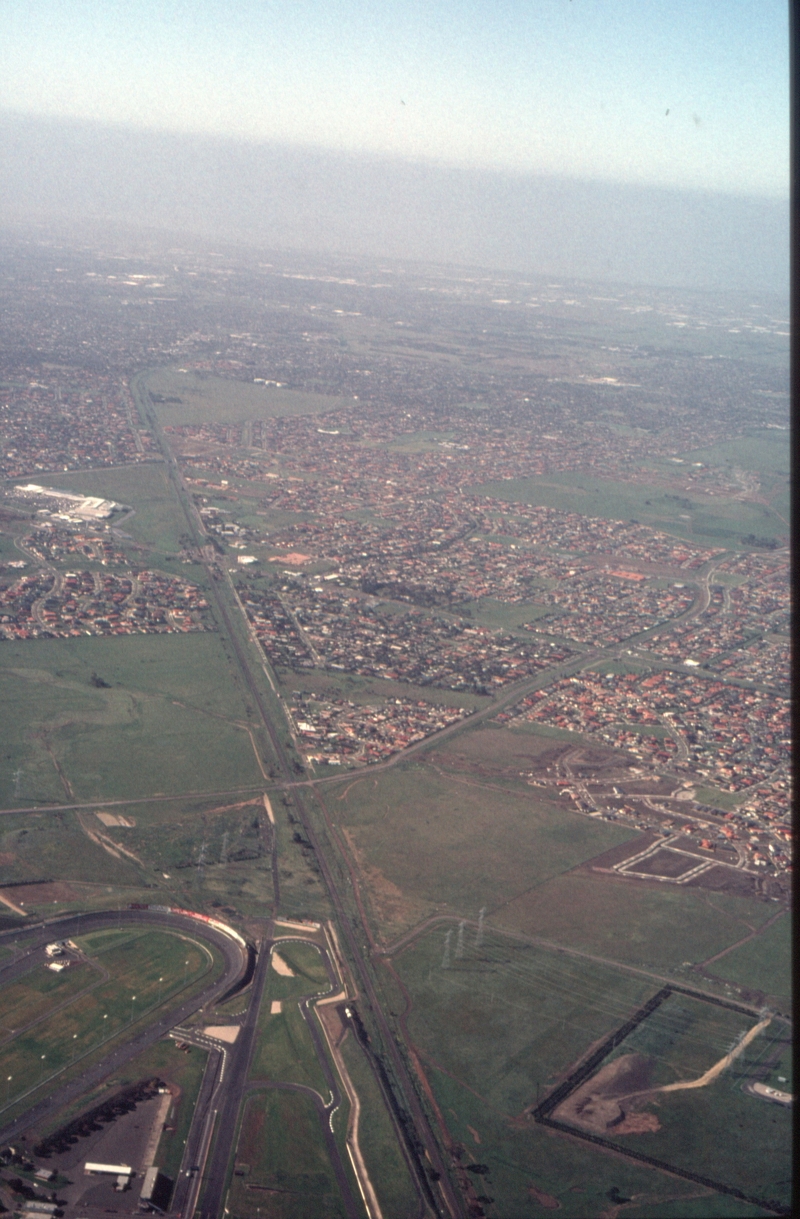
[0,0,790,198]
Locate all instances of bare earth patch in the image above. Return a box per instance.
[270,951,295,976]
[553,1053,661,1135]
[528,1183,561,1208]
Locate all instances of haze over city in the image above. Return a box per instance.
[0,0,790,291]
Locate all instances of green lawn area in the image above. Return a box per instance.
[496,871,777,973]
[710,913,791,1007]
[0,632,266,805]
[143,368,346,426]
[333,761,637,941]
[227,1090,349,1219]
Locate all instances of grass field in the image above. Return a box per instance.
[386,925,757,1218]
[419,1064,768,1219]
[393,926,656,1114]
[227,1090,349,1219]
[586,1016,793,1211]
[332,761,636,940]
[709,914,790,1007]
[604,990,757,1089]
[493,870,778,973]
[0,632,266,806]
[144,369,346,426]
[337,1032,419,1217]
[681,431,790,478]
[0,929,216,1118]
[472,474,787,549]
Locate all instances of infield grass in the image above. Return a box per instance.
[0,929,216,1120]
[228,1090,349,1219]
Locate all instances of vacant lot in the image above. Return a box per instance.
[333,760,635,941]
[144,369,346,425]
[228,1090,349,1219]
[0,632,266,805]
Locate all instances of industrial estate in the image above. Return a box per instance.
[0,233,791,1218]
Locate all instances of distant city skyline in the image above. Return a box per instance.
[0,0,789,198]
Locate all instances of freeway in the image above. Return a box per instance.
[0,907,249,1146]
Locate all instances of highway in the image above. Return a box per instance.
[0,908,248,1147]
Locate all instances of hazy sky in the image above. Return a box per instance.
[0,1,789,197]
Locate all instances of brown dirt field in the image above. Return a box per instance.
[576,833,658,872]
[630,849,701,878]
[686,866,759,896]
[553,1054,660,1136]
[0,880,82,905]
